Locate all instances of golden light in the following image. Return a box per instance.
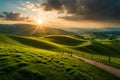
[37,19,43,25]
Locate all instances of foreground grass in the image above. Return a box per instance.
[0,34,120,80]
[0,45,119,80]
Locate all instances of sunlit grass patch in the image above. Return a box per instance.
[0,34,119,80]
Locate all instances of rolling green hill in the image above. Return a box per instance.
[0,24,74,36]
[0,34,119,80]
[73,40,120,68]
[43,35,86,46]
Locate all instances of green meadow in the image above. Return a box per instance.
[0,34,120,80]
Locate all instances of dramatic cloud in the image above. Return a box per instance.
[43,0,120,21]
[42,0,63,11]
[3,12,29,21]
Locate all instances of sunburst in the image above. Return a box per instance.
[37,19,43,25]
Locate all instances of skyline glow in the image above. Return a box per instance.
[0,0,120,29]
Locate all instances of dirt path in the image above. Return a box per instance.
[72,55,120,78]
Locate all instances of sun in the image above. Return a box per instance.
[37,19,43,25]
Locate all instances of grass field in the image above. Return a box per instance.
[0,34,120,80]
[74,41,120,68]
[17,35,120,69]
[8,35,120,68]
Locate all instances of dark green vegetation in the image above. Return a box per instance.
[74,40,120,68]
[0,34,120,80]
[0,25,120,79]
[0,24,73,36]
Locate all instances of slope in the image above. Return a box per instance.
[0,34,119,80]
[0,24,74,36]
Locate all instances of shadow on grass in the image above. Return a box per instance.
[46,36,85,46]
[9,36,56,50]
[18,69,46,80]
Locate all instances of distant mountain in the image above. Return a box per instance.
[0,24,74,36]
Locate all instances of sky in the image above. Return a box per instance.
[0,0,120,29]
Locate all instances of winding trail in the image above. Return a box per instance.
[72,55,120,78]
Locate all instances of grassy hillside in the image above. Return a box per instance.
[8,34,120,68]
[42,35,86,46]
[74,40,120,68]
[0,34,119,80]
[0,24,74,36]
[77,29,120,40]
[80,32,109,40]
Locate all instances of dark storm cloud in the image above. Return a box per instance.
[43,0,79,13]
[43,0,63,11]
[43,0,120,21]
[3,12,29,21]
